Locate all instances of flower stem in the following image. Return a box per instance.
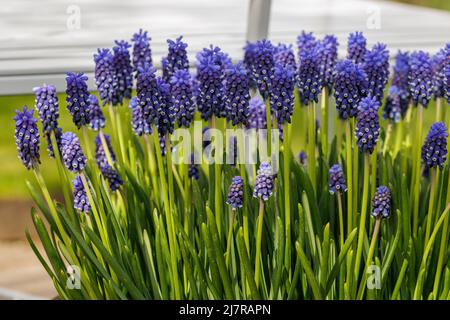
[436,97,442,122]
[424,168,437,246]
[143,135,159,202]
[308,102,316,189]
[82,126,93,160]
[239,125,250,253]
[413,104,424,236]
[211,116,222,238]
[225,209,235,268]
[337,192,344,248]
[98,129,114,167]
[265,99,272,159]
[383,123,392,155]
[283,122,291,269]
[345,120,353,234]
[321,88,328,160]
[255,199,265,288]
[116,108,127,165]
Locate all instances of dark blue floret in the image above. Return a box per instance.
[355,96,380,154]
[296,31,317,60]
[363,43,390,103]
[45,127,62,159]
[112,40,133,105]
[100,165,123,192]
[246,97,267,130]
[165,36,189,81]
[371,186,391,219]
[136,64,160,131]
[274,43,296,69]
[271,63,295,124]
[383,86,408,123]
[317,35,338,91]
[14,106,40,170]
[155,77,175,135]
[95,133,116,168]
[226,176,244,209]
[333,59,368,119]
[66,72,90,128]
[88,95,105,131]
[253,161,274,201]
[170,69,196,128]
[408,51,433,107]
[33,84,59,133]
[347,31,367,64]
[131,29,152,72]
[224,62,251,126]
[421,122,448,169]
[73,175,90,213]
[61,132,86,173]
[94,48,116,106]
[328,164,347,194]
[296,46,322,105]
[251,40,275,100]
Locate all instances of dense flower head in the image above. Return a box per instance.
[383,86,408,123]
[94,48,116,106]
[14,106,40,170]
[371,186,391,219]
[246,97,267,130]
[33,84,59,133]
[251,40,275,99]
[253,161,274,201]
[328,164,347,194]
[347,31,367,64]
[112,40,133,105]
[100,165,123,192]
[73,176,90,213]
[363,43,390,102]
[188,153,199,180]
[165,36,189,81]
[224,62,251,126]
[226,176,244,209]
[421,122,448,169]
[355,96,380,154]
[298,151,307,166]
[392,51,410,94]
[431,46,447,99]
[317,35,338,91]
[45,127,62,159]
[444,44,450,104]
[170,69,196,128]
[296,31,317,59]
[136,64,160,131]
[408,51,433,107]
[61,132,86,172]
[131,29,152,72]
[129,97,150,136]
[296,47,322,105]
[333,59,368,119]
[243,41,257,87]
[66,72,90,128]
[274,43,296,69]
[155,77,175,135]
[196,46,229,119]
[88,95,105,131]
[271,63,295,124]
[95,133,116,168]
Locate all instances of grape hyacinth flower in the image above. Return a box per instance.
[333,59,368,119]
[298,151,307,166]
[371,186,391,219]
[100,165,123,192]
[188,153,199,180]
[45,127,62,159]
[296,31,317,60]
[88,95,105,131]
[421,122,448,169]
[155,77,175,136]
[136,64,160,131]
[246,97,267,130]
[252,40,275,99]
[33,84,59,133]
[73,176,90,213]
[431,46,447,99]
[274,43,296,69]
[383,86,408,123]
[329,164,347,194]
[165,36,189,81]
[408,51,433,107]
[66,72,90,128]
[129,97,149,136]
[224,62,251,126]
[170,69,196,128]
[112,40,133,105]
[363,43,390,103]
[226,176,244,210]
[317,35,338,91]
[61,132,86,173]
[94,48,116,106]
[243,41,257,87]
[392,51,410,95]
[131,29,152,72]
[355,96,380,154]
[347,31,367,64]
[95,133,116,168]
[296,48,322,105]
[271,63,295,124]
[253,161,274,201]
[14,106,40,170]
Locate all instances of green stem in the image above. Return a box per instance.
[82,126,93,160]
[424,168,437,246]
[345,120,353,234]
[265,99,272,159]
[337,192,345,248]
[211,116,222,238]
[283,122,291,270]
[239,125,250,253]
[336,117,342,163]
[225,209,235,268]
[382,123,392,155]
[144,135,159,203]
[116,109,127,164]
[255,199,265,288]
[394,121,403,157]
[308,102,316,189]
[99,129,114,167]
[321,88,328,160]
[413,104,424,236]
[436,97,442,122]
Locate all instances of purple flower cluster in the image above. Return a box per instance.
[383,86,408,123]
[271,63,295,124]
[408,51,433,107]
[188,153,199,180]
[243,41,257,87]
[61,132,86,172]
[170,70,196,128]
[355,96,380,154]
[253,161,274,201]
[136,65,160,132]
[296,31,317,60]
[274,43,296,69]
[131,29,152,72]
[129,97,150,136]
[363,43,390,102]
[328,164,347,194]
[66,72,90,128]
[317,35,338,91]
[14,107,40,170]
[224,62,250,126]
[164,36,189,81]
[226,176,244,209]
[431,46,447,99]
[73,176,90,213]
[347,31,367,64]
[94,48,116,106]
[246,97,267,130]
[251,40,275,99]
[101,165,124,192]
[421,122,448,169]
[155,77,175,136]
[95,134,116,168]
[112,40,133,105]
[33,84,59,133]
[296,47,322,105]
[88,95,105,131]
[371,186,391,219]
[392,51,410,95]
[298,151,307,166]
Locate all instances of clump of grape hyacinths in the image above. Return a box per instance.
[66,72,90,128]
[112,40,133,105]
[317,35,338,91]
[328,164,347,194]
[224,62,250,126]
[164,36,189,81]
[61,132,86,172]
[33,84,59,133]
[421,122,448,169]
[383,86,408,123]
[333,59,368,119]
[136,64,160,132]
[88,95,105,131]
[252,40,275,99]
[170,69,196,128]
[94,49,116,106]
[408,51,433,107]
[253,162,274,201]
[355,96,380,154]
[296,47,322,105]
[363,43,390,103]
[271,63,295,124]
[274,43,296,69]
[347,31,367,64]
[296,31,317,60]
[371,186,391,219]
[131,29,152,72]
[72,176,90,213]
[14,106,40,170]
[226,176,244,210]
